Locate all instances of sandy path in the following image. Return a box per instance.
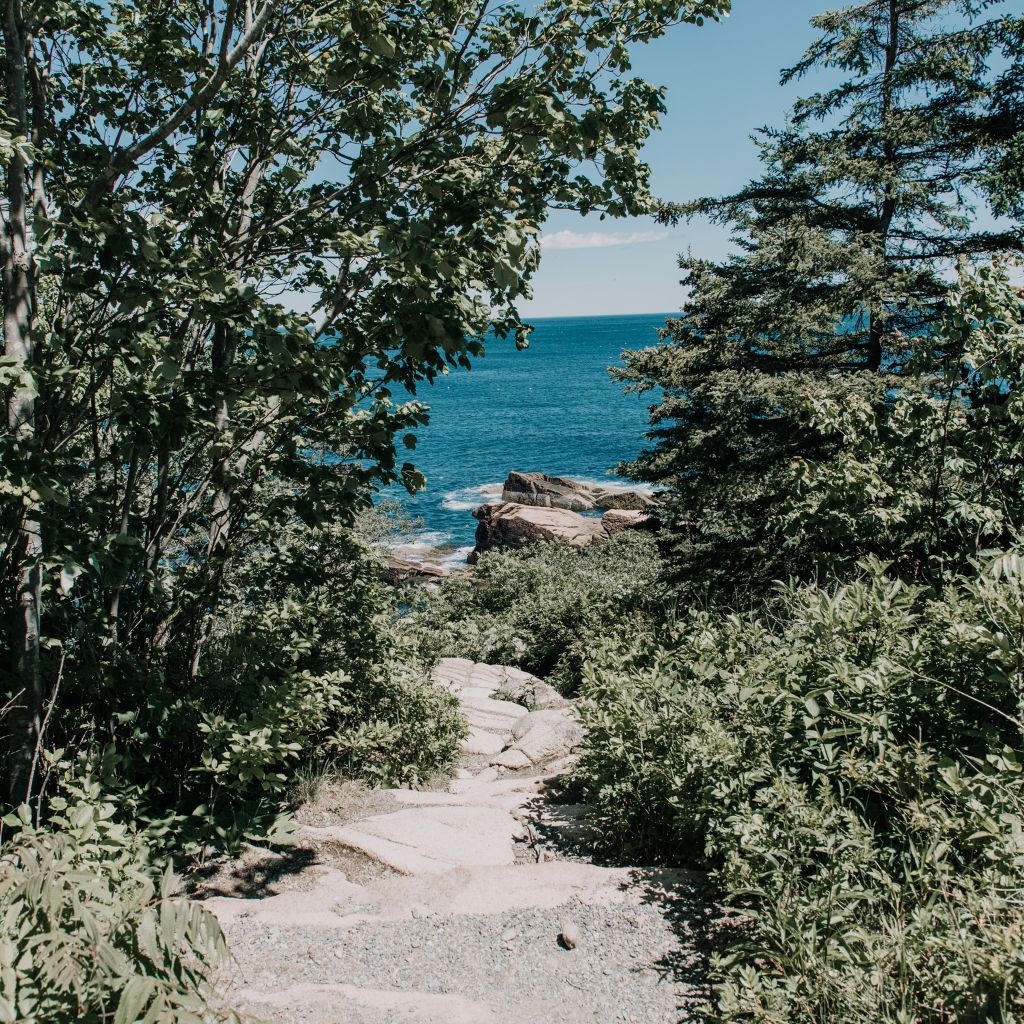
[202,660,711,1024]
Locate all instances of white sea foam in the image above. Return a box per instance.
[441,482,504,511]
[437,545,475,570]
[387,537,474,572]
[392,530,453,552]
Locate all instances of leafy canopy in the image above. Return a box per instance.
[0,0,728,801]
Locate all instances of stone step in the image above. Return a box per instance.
[298,805,523,876]
[203,870,373,929]
[459,726,507,756]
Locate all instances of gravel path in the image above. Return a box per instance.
[201,659,713,1024]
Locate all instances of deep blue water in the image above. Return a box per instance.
[381,312,669,559]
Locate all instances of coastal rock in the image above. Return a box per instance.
[601,509,657,536]
[501,471,596,512]
[591,487,656,512]
[501,471,655,513]
[470,503,606,560]
[385,556,447,586]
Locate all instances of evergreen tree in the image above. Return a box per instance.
[979,11,1024,218]
[618,0,1024,598]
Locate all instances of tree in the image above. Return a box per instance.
[617,0,1024,598]
[979,10,1024,219]
[776,262,1024,582]
[0,0,729,804]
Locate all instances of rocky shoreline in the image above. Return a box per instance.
[500,471,655,514]
[385,471,658,580]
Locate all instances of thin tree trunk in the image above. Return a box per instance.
[108,444,141,644]
[3,0,41,804]
[868,0,901,373]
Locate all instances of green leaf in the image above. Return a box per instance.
[368,34,396,58]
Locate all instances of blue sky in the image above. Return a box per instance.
[521,0,826,318]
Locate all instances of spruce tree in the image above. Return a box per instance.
[980,11,1024,218]
[619,0,1024,598]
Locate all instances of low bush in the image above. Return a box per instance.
[576,552,1024,1022]
[409,531,663,691]
[46,522,464,856]
[201,523,465,793]
[0,785,232,1024]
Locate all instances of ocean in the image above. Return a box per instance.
[381,311,670,564]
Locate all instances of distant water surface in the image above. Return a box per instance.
[380,312,670,560]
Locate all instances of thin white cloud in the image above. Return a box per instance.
[540,228,669,251]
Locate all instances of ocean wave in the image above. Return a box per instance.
[437,545,475,570]
[386,537,474,571]
[392,530,454,552]
[441,482,504,511]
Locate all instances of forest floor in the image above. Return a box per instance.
[199,660,714,1024]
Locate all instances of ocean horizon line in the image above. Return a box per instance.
[521,309,678,322]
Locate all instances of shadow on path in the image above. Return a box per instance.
[515,769,720,1020]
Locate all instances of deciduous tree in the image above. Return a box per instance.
[0,0,728,802]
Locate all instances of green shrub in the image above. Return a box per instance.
[200,527,465,794]
[576,553,1024,1022]
[51,523,464,855]
[0,787,233,1024]
[409,531,663,691]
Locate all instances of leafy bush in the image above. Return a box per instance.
[202,523,465,791]
[0,786,232,1024]
[409,531,663,691]
[576,553,1024,1022]
[49,523,464,855]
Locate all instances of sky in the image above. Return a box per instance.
[520,0,827,318]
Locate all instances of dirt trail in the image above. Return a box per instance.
[203,659,711,1024]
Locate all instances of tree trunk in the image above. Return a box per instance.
[868,0,901,373]
[3,0,41,805]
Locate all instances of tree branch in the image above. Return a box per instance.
[78,2,273,210]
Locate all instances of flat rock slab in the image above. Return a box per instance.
[459,694,528,733]
[368,862,693,918]
[433,660,525,693]
[389,789,527,813]
[459,694,526,719]
[206,870,372,929]
[459,727,506,756]
[301,806,520,875]
[447,774,548,798]
[489,748,532,771]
